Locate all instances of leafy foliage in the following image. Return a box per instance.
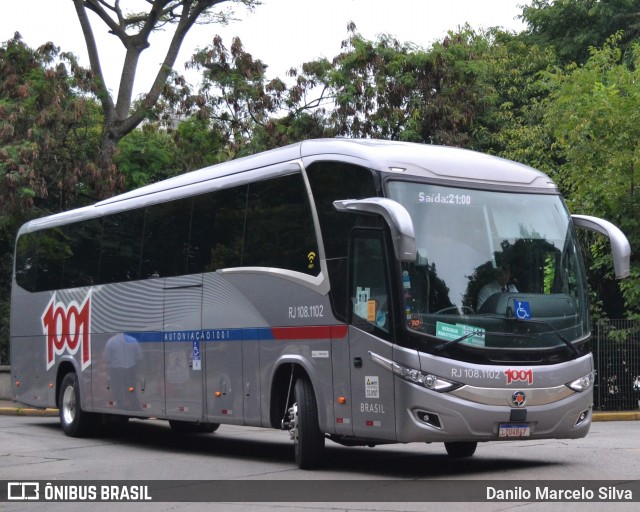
[473,30,559,171]
[0,34,112,362]
[0,34,110,217]
[297,24,493,146]
[115,125,178,189]
[172,23,500,157]
[543,34,640,316]
[180,34,332,156]
[521,0,640,65]
[71,0,260,171]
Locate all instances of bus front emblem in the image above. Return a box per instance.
[512,391,527,407]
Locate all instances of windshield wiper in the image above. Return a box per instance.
[473,314,581,357]
[510,317,580,357]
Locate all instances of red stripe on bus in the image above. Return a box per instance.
[271,325,348,340]
[332,324,348,339]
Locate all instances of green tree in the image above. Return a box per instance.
[187,35,285,154]
[0,35,109,217]
[72,0,260,172]
[115,124,178,189]
[171,117,229,170]
[176,35,331,156]
[179,25,498,156]
[473,30,559,172]
[0,34,106,362]
[297,24,493,146]
[543,35,640,316]
[521,0,640,65]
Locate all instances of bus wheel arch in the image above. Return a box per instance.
[269,362,306,429]
[55,361,77,409]
[269,362,325,469]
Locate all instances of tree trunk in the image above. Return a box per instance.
[74,0,255,190]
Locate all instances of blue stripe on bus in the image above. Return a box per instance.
[126,329,244,343]
[123,325,347,343]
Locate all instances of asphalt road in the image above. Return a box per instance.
[0,412,639,511]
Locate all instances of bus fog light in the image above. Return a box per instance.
[575,409,590,426]
[567,372,594,392]
[415,410,443,429]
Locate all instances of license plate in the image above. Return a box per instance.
[499,423,530,438]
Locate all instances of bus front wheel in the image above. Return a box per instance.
[59,372,95,437]
[444,441,477,458]
[288,377,325,469]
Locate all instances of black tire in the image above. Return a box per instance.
[290,377,325,469]
[169,420,220,434]
[444,441,477,458]
[59,372,95,437]
[197,423,220,434]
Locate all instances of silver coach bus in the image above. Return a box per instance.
[10,139,630,468]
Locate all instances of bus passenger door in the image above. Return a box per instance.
[348,230,397,441]
[164,274,204,422]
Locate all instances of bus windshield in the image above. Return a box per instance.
[387,181,590,354]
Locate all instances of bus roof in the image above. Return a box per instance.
[301,139,554,189]
[19,139,557,234]
[99,139,554,206]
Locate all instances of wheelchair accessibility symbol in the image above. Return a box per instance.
[192,339,202,370]
[515,300,531,320]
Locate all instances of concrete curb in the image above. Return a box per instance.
[592,411,640,422]
[0,406,59,417]
[0,404,637,421]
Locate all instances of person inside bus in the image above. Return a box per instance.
[476,265,518,310]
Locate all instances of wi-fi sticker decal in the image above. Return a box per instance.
[307,251,317,269]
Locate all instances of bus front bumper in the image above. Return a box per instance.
[394,378,593,443]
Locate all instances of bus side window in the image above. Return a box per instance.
[189,185,246,273]
[140,198,193,278]
[61,219,103,288]
[306,161,379,320]
[100,209,145,283]
[33,228,67,292]
[16,220,102,292]
[15,232,39,292]
[349,231,391,336]
[15,229,67,292]
[243,173,318,275]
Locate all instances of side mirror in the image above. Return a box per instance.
[572,214,631,279]
[333,197,417,262]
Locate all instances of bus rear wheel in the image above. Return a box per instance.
[59,372,95,437]
[288,377,324,469]
[444,441,477,458]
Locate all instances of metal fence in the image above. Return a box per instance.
[591,320,640,411]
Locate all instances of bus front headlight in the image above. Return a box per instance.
[369,351,461,392]
[567,371,594,392]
